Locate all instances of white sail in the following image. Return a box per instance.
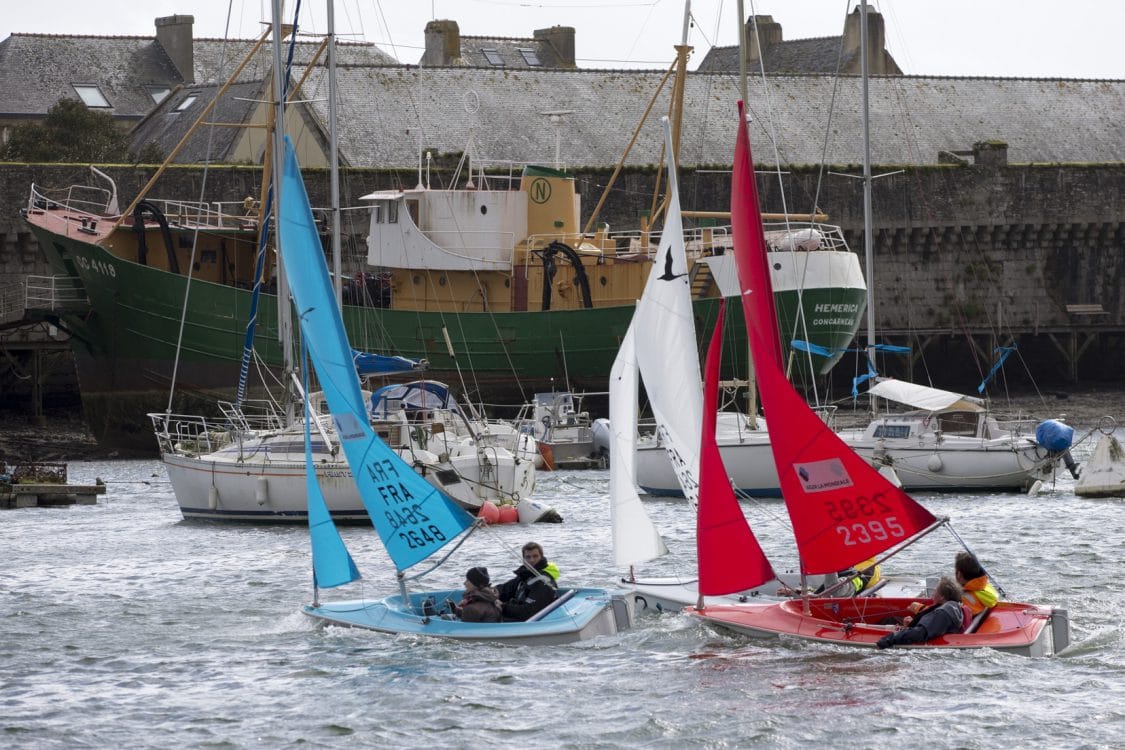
[609,325,668,567]
[632,120,704,507]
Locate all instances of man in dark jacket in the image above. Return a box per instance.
[877,577,968,649]
[496,542,559,621]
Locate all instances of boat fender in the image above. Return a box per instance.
[1035,419,1074,452]
[255,476,269,506]
[927,453,943,473]
[411,459,427,477]
[478,500,500,524]
[497,504,519,524]
[208,485,219,510]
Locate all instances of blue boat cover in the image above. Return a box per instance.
[278,137,473,571]
[352,349,425,377]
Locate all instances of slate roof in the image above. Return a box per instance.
[191,38,396,84]
[0,31,396,121]
[451,35,565,69]
[301,67,1125,170]
[698,36,854,75]
[129,81,266,164]
[0,33,180,119]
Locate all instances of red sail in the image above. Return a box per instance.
[697,302,776,595]
[731,102,936,575]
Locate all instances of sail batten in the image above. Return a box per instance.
[278,137,472,573]
[696,303,775,595]
[730,104,936,576]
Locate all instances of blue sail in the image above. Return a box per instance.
[302,340,360,588]
[277,136,473,571]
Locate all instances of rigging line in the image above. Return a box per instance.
[810,0,852,217]
[166,0,238,416]
[745,4,821,404]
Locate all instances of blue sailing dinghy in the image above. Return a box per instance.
[276,138,634,643]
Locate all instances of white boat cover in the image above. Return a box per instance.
[868,379,985,413]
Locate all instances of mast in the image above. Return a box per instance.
[270,0,296,423]
[860,0,877,415]
[327,0,343,309]
[737,0,758,429]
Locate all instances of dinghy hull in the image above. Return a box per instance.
[688,597,1063,656]
[304,587,635,645]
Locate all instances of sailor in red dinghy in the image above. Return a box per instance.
[877,578,970,649]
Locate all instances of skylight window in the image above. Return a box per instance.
[73,84,110,108]
[518,48,542,66]
[481,48,504,66]
[146,86,171,104]
[174,95,198,112]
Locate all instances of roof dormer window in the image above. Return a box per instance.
[73,84,110,108]
[174,95,198,112]
[518,48,542,66]
[146,85,172,104]
[481,48,504,66]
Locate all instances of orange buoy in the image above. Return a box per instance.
[497,504,519,524]
[478,500,500,524]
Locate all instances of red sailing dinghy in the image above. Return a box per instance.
[685,104,1069,656]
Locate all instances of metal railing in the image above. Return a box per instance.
[23,275,88,311]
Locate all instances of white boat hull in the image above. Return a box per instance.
[636,414,1056,496]
[838,430,1054,491]
[164,445,537,522]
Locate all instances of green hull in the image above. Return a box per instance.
[29,226,865,452]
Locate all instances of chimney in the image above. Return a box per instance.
[746,15,782,63]
[421,19,460,66]
[155,15,195,83]
[533,26,576,68]
[843,7,889,74]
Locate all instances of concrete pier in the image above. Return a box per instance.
[0,482,106,508]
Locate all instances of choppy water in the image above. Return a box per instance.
[3,431,1125,748]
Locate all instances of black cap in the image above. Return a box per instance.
[466,566,490,587]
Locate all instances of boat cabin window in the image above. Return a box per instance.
[937,412,979,436]
[481,48,504,66]
[873,424,911,439]
[371,202,398,224]
[518,48,542,66]
[72,84,110,108]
